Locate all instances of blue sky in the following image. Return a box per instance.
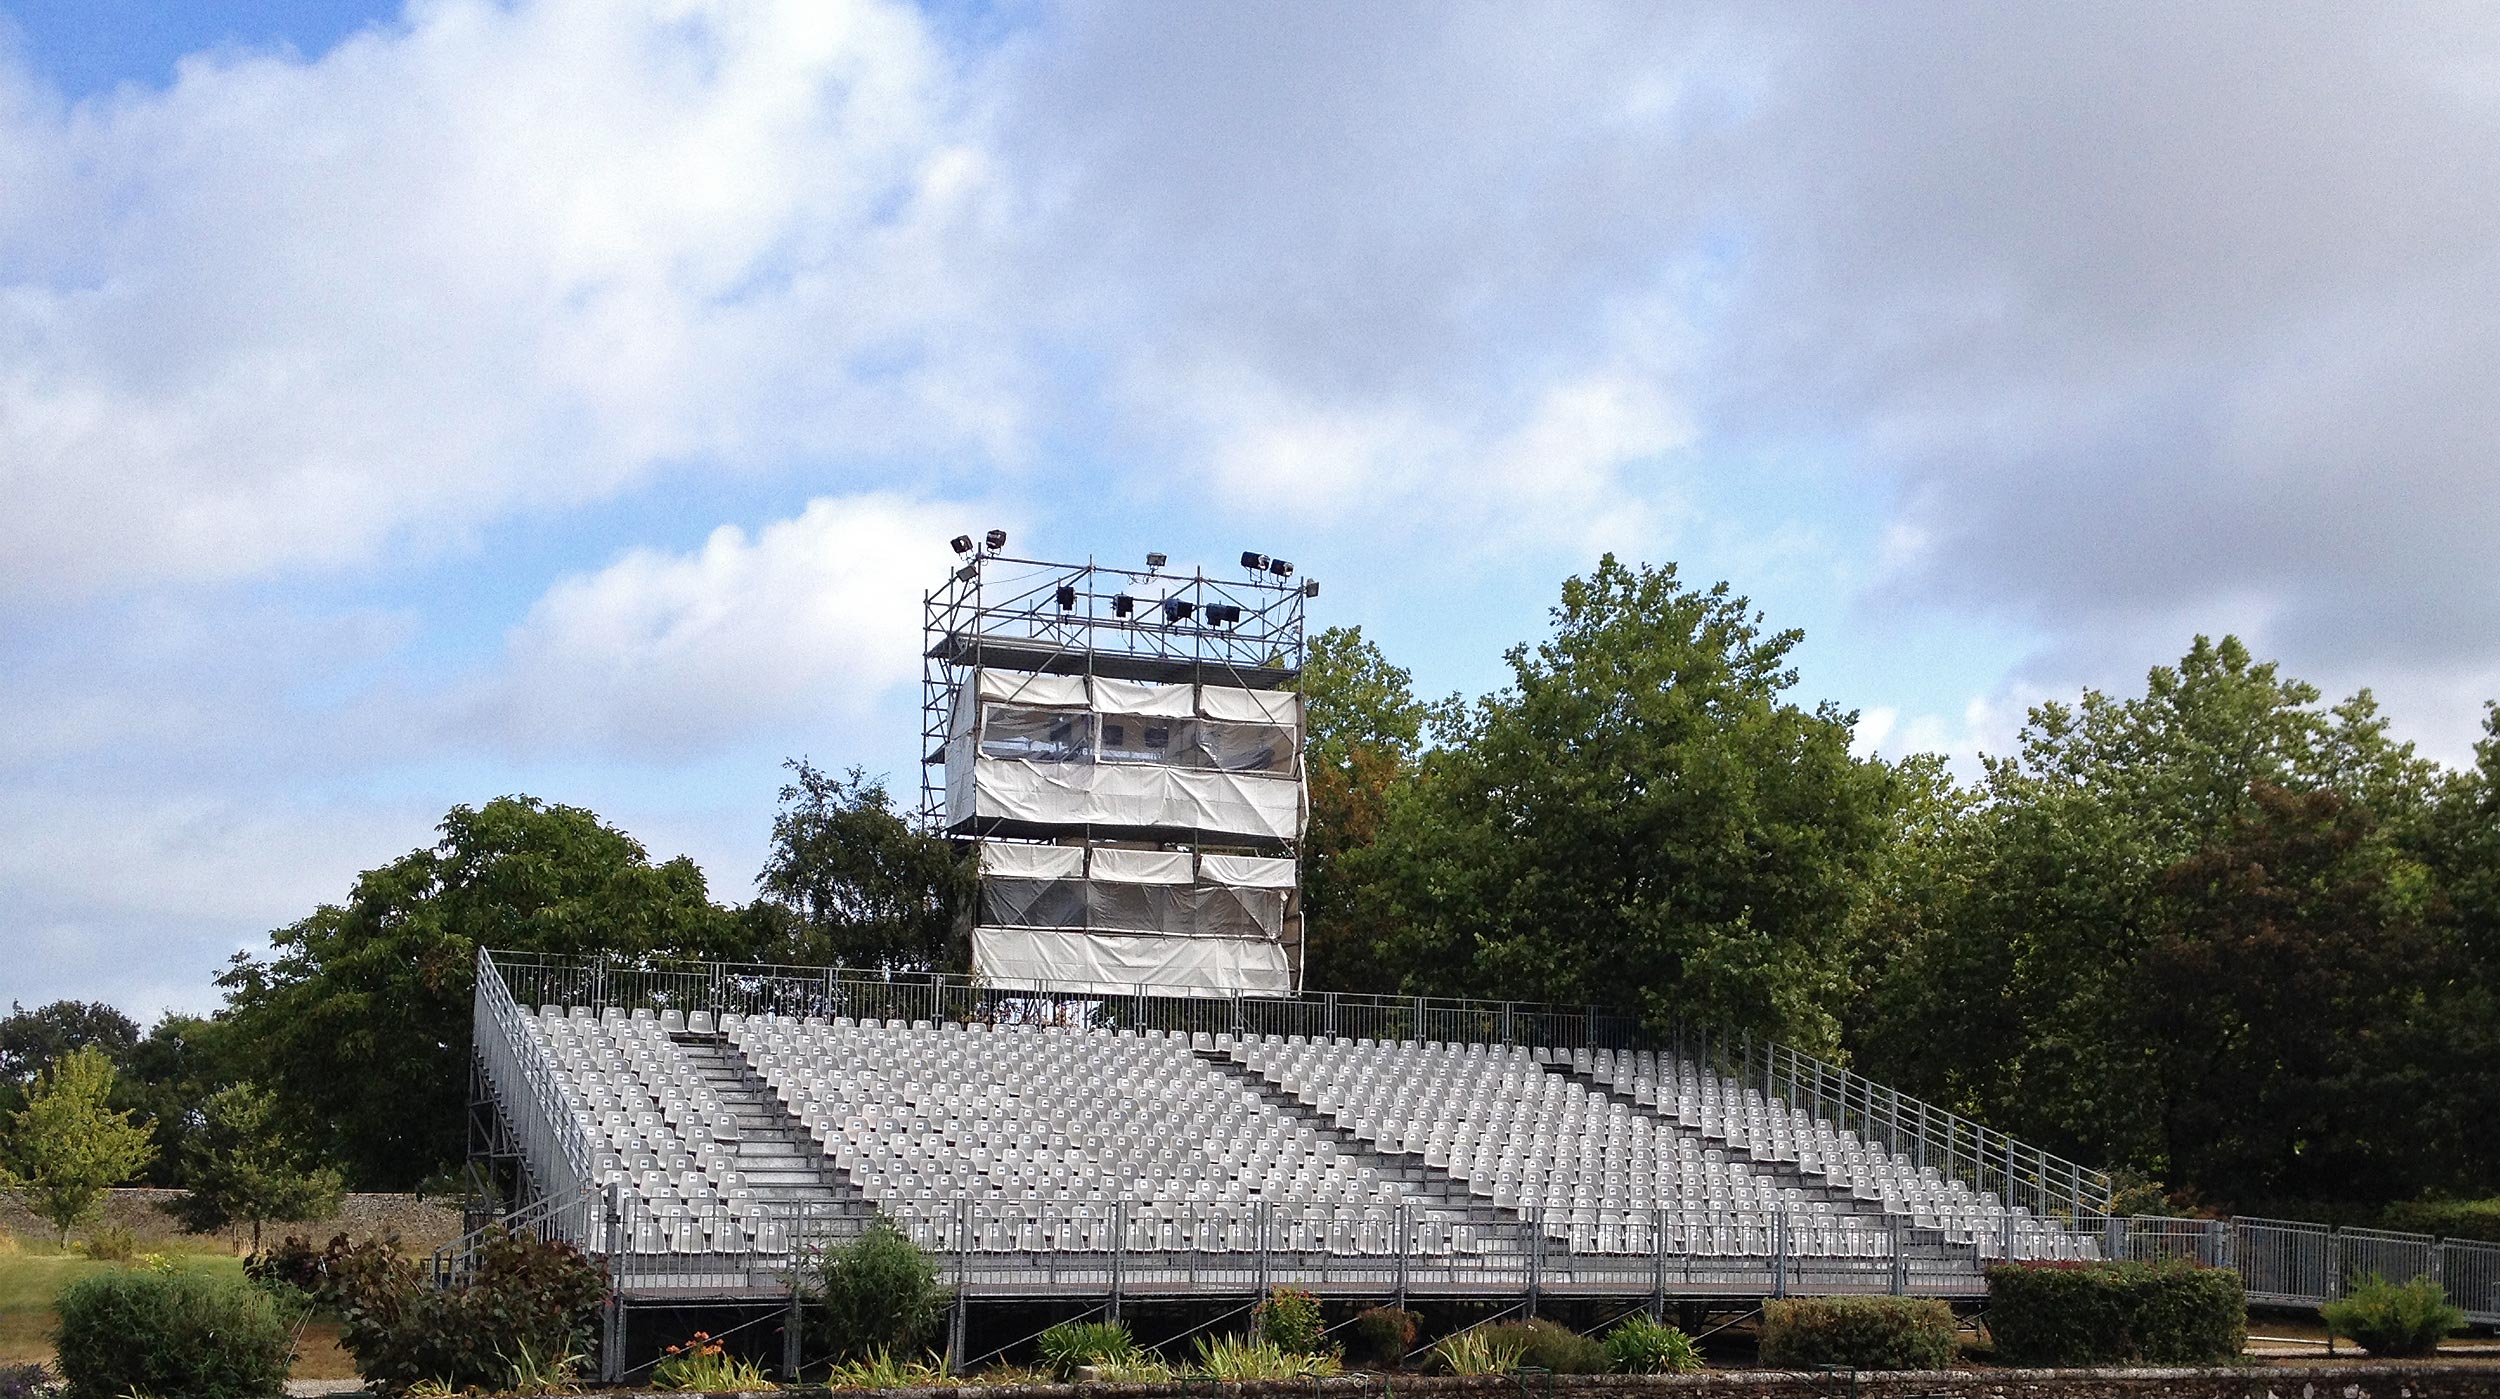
[6,1,2497,1018]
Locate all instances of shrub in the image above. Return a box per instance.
[1192,1334,1338,1381]
[53,1266,294,1398]
[2321,1273,2465,1358]
[2381,1199,2500,1245]
[1037,1319,1139,1375]
[1427,1327,1527,1376]
[1986,1259,2244,1365]
[822,1346,950,1388]
[1345,1305,1420,1367]
[76,1223,137,1262]
[1605,1314,1703,1373]
[0,1362,60,1398]
[253,1228,607,1394]
[653,1330,773,1391]
[1479,1318,1610,1374]
[1760,1296,1958,1371]
[1253,1284,1326,1355]
[803,1216,948,1363]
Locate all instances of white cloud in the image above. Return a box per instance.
[0,0,1017,600]
[463,494,970,755]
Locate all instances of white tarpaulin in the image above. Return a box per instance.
[1090,677,1195,717]
[973,927,1292,996]
[1088,847,1194,884]
[1199,685,1302,727]
[977,669,1089,708]
[968,759,1301,840]
[979,842,1085,879]
[1201,853,1298,888]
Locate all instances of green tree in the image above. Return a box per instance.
[0,1001,139,1118]
[1367,556,1896,1048]
[750,760,974,970]
[0,1045,156,1244]
[219,796,737,1188]
[165,1081,344,1248]
[1299,626,1429,993]
[120,1013,239,1188]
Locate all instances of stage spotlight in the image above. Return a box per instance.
[1112,594,1135,618]
[1055,584,1078,610]
[1145,551,1168,568]
[986,529,1008,551]
[950,535,974,556]
[1205,603,1242,626]
[955,563,977,582]
[1303,579,1320,598]
[1267,558,1294,578]
[1240,551,1269,572]
[1162,598,1195,623]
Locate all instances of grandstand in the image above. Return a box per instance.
[454,947,2113,1378]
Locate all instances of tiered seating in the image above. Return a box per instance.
[726,1016,1458,1254]
[1557,1047,2095,1258]
[1227,1036,1893,1257]
[527,1006,764,1253]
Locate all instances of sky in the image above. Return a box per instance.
[5,0,2497,1019]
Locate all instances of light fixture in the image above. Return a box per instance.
[1112,594,1134,618]
[1055,584,1078,610]
[950,535,974,556]
[1267,558,1294,578]
[1145,551,1168,568]
[1205,602,1242,626]
[1240,551,1269,572]
[955,563,977,582]
[1302,579,1320,598]
[1162,598,1195,623]
[985,528,1008,551]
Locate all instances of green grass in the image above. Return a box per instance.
[0,1237,358,1379]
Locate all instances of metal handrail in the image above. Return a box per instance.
[472,946,597,1205]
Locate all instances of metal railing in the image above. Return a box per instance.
[479,948,2113,1230]
[2101,1215,2500,1327]
[471,948,597,1212]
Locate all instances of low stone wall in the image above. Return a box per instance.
[0,1188,462,1253]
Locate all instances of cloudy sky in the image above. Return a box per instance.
[6,0,2496,1017]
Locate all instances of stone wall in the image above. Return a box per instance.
[0,1188,461,1253]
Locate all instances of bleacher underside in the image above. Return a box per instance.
[460,950,2111,1309]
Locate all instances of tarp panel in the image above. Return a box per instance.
[1097,714,1197,765]
[980,705,1092,763]
[979,876,1087,928]
[1190,884,1286,940]
[1199,685,1302,727]
[1088,847,1193,884]
[967,759,1302,841]
[1193,720,1296,776]
[1201,853,1298,889]
[979,842,1086,879]
[972,926,1293,996]
[1090,677,1195,717]
[1169,767,1303,841]
[976,670,1089,708]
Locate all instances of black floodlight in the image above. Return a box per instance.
[1055,584,1078,610]
[950,535,974,556]
[1267,557,1294,578]
[954,563,977,582]
[1240,551,1269,572]
[1112,593,1135,618]
[1303,579,1320,598]
[1145,551,1168,568]
[985,528,1008,551]
[1162,598,1195,623]
[1205,602,1242,626]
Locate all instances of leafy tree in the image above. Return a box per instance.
[219,796,737,1188]
[0,1046,156,1244]
[1366,556,1896,1048]
[0,1001,139,1117]
[165,1081,344,1247]
[750,760,973,971]
[119,1014,239,1188]
[1299,626,1429,993]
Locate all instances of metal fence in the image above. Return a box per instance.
[2103,1215,2500,1327]
[481,949,2113,1225]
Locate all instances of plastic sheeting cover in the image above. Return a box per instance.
[978,843,1085,879]
[976,670,1089,708]
[1090,677,1195,717]
[973,926,1292,996]
[1200,853,1298,888]
[1088,847,1193,884]
[1199,685,1302,726]
[970,759,1302,841]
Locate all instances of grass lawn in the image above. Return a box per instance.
[0,1238,358,1380]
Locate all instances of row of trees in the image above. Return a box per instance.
[1298,559,2500,1212]
[15,554,2491,1217]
